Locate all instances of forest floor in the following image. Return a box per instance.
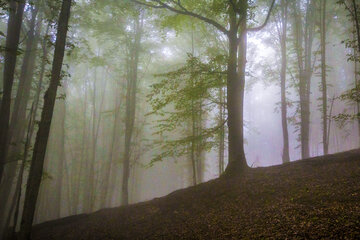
[32,149,360,240]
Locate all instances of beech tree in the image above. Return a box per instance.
[0,1,357,236]
[292,0,315,159]
[132,0,276,175]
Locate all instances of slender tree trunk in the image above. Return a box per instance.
[107,80,125,207]
[17,23,50,226]
[195,99,204,183]
[9,5,40,159]
[294,0,314,159]
[54,83,67,218]
[78,77,88,214]
[218,86,225,175]
[86,68,97,212]
[1,103,34,240]
[304,0,314,159]
[327,95,335,151]
[86,68,108,211]
[63,149,72,216]
[28,23,50,147]
[280,0,290,163]
[18,1,72,239]
[102,89,121,208]
[355,49,360,143]
[189,29,198,185]
[0,0,25,182]
[320,0,328,155]
[122,13,143,206]
[190,102,197,185]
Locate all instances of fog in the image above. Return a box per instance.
[0,0,359,238]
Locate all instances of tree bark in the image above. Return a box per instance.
[224,5,248,176]
[0,0,25,182]
[79,77,88,214]
[122,13,143,206]
[320,0,328,155]
[102,83,122,208]
[18,0,72,239]
[8,5,40,161]
[293,0,314,159]
[54,82,67,218]
[218,86,225,175]
[86,68,97,212]
[0,9,42,221]
[280,0,290,163]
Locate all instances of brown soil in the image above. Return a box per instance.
[32,149,360,239]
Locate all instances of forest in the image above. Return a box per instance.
[0,0,360,239]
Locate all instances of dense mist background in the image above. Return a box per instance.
[1,0,359,238]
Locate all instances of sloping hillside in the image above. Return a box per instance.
[32,149,360,239]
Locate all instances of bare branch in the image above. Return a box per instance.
[246,0,276,32]
[131,0,229,34]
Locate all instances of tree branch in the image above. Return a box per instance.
[246,0,276,32]
[131,0,164,8]
[228,0,241,14]
[131,0,229,34]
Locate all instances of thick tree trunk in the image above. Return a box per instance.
[280,0,290,163]
[224,7,248,176]
[0,0,25,182]
[18,0,72,239]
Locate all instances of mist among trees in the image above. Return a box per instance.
[1,0,360,239]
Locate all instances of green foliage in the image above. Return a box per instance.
[334,86,360,127]
[147,53,226,165]
[335,0,360,127]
